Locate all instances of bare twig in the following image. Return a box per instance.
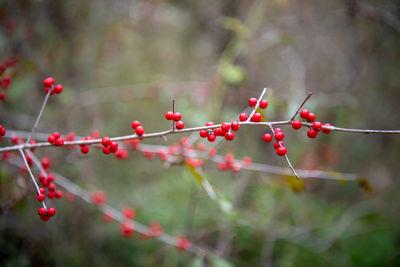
[25,88,52,144]
[18,148,47,209]
[290,92,313,121]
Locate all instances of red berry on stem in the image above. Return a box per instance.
[110,141,118,153]
[251,113,262,122]
[48,135,55,144]
[29,140,36,151]
[54,84,63,94]
[239,113,248,122]
[39,188,46,194]
[263,133,272,142]
[173,112,182,122]
[259,100,268,109]
[52,132,60,139]
[38,207,47,216]
[37,194,45,202]
[80,145,90,154]
[48,207,56,217]
[207,134,216,142]
[291,120,302,130]
[276,146,287,156]
[43,77,55,87]
[231,121,240,131]
[225,131,235,141]
[307,113,316,122]
[300,109,309,119]
[175,121,184,130]
[199,130,208,138]
[135,126,144,136]
[205,121,214,126]
[248,97,258,107]
[221,122,230,132]
[131,120,141,129]
[102,147,111,154]
[165,111,174,120]
[101,137,111,146]
[322,123,332,134]
[312,121,322,132]
[55,138,64,146]
[307,129,318,138]
[47,173,54,182]
[274,131,285,141]
[274,141,284,149]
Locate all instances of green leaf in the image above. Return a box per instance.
[219,62,246,85]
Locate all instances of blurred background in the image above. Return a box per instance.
[0,0,400,266]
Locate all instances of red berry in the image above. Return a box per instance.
[37,194,45,201]
[291,120,302,130]
[274,128,282,133]
[251,113,262,122]
[0,126,5,136]
[43,77,55,87]
[274,131,285,141]
[263,133,273,142]
[175,121,184,130]
[135,126,145,136]
[47,173,54,182]
[214,128,225,136]
[276,146,287,156]
[173,112,182,122]
[259,100,268,109]
[131,120,141,129]
[41,157,50,170]
[221,122,230,132]
[48,135,56,144]
[242,156,252,166]
[38,207,47,216]
[39,187,46,194]
[199,130,208,138]
[110,141,118,153]
[307,129,318,138]
[274,141,284,149]
[52,132,60,139]
[40,215,51,221]
[29,140,36,151]
[55,190,63,198]
[102,147,111,154]
[208,148,217,157]
[207,134,216,142]
[120,222,134,238]
[205,121,214,126]
[307,113,316,122]
[0,92,5,100]
[122,206,136,219]
[225,131,235,141]
[300,109,309,119]
[322,123,332,134]
[101,137,111,146]
[55,138,64,146]
[239,113,248,122]
[48,183,56,192]
[231,121,240,131]
[165,111,174,120]
[54,84,63,94]
[312,121,322,132]
[80,145,90,154]
[248,97,258,107]
[176,236,192,251]
[48,207,56,217]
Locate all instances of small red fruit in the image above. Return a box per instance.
[101,137,111,146]
[274,141,284,149]
[131,120,141,129]
[251,113,262,122]
[207,134,216,142]
[263,133,272,142]
[135,126,145,136]
[274,131,285,141]
[175,121,184,130]
[248,97,258,107]
[322,123,332,134]
[43,77,55,87]
[55,138,64,146]
[225,131,235,141]
[54,84,63,94]
[300,109,309,119]
[110,141,118,153]
[221,122,230,132]
[239,113,248,122]
[259,100,268,109]
[307,113,316,122]
[231,121,240,131]
[102,147,111,154]
[291,120,302,130]
[199,130,208,138]
[48,207,56,217]
[312,121,322,132]
[173,112,182,122]
[48,135,56,144]
[37,194,45,202]
[276,146,287,156]
[165,111,174,120]
[307,129,318,138]
[38,207,47,216]
[205,121,214,126]
[80,145,90,154]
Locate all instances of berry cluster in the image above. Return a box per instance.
[101,137,119,154]
[0,56,17,101]
[43,77,63,95]
[263,128,287,156]
[37,207,56,221]
[47,132,64,146]
[165,111,184,130]
[199,121,238,142]
[38,172,63,199]
[292,109,332,138]
[218,153,241,172]
[0,124,6,141]
[80,136,92,154]
[132,120,145,136]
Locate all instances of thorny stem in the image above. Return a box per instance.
[18,148,47,209]
[247,88,268,121]
[25,87,52,144]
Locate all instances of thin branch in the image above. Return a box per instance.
[301,122,400,134]
[172,98,175,131]
[25,88,52,144]
[247,88,268,121]
[267,124,301,180]
[18,148,47,209]
[290,92,312,121]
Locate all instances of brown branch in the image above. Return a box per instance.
[290,92,313,121]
